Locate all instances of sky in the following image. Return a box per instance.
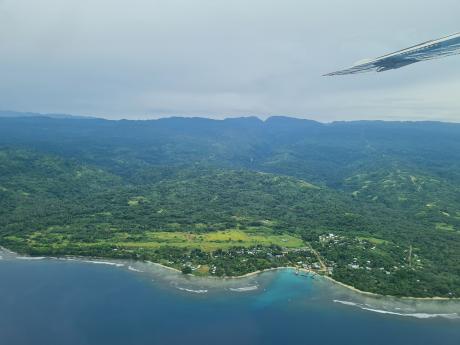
[1,0,460,122]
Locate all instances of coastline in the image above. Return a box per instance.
[147,262,460,301]
[229,267,460,301]
[223,266,295,279]
[321,275,460,301]
[145,261,182,274]
[1,247,458,301]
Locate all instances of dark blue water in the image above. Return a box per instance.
[0,259,459,345]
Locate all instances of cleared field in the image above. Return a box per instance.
[435,223,455,232]
[5,229,306,253]
[356,236,390,245]
[118,230,305,251]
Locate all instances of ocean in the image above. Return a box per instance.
[0,251,459,345]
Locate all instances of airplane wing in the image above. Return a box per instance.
[324,60,380,76]
[325,32,460,76]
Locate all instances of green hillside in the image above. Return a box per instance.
[1,116,460,297]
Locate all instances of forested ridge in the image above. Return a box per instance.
[1,114,460,297]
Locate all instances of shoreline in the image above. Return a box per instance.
[223,266,295,279]
[321,275,460,301]
[230,266,460,301]
[1,247,458,301]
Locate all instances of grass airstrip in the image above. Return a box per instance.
[5,229,306,253]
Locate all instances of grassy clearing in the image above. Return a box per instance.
[435,223,455,232]
[128,196,147,206]
[125,230,305,251]
[357,236,390,245]
[194,265,210,276]
[6,229,305,253]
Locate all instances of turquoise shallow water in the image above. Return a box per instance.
[0,253,459,345]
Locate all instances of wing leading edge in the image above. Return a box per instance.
[324,32,460,76]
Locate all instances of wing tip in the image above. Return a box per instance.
[323,71,344,77]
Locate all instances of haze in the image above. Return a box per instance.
[1,0,459,122]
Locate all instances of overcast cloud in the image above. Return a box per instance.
[1,0,460,121]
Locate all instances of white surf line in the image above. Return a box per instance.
[16,256,46,260]
[334,300,357,307]
[176,287,208,294]
[11,254,126,268]
[361,307,459,320]
[333,300,459,319]
[0,246,16,255]
[57,257,79,261]
[229,285,259,292]
[127,266,144,272]
[82,260,125,267]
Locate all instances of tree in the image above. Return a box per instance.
[181,266,192,274]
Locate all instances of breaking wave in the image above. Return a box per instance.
[16,256,46,260]
[128,266,144,272]
[176,287,208,294]
[82,260,125,267]
[333,300,460,319]
[229,285,259,292]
